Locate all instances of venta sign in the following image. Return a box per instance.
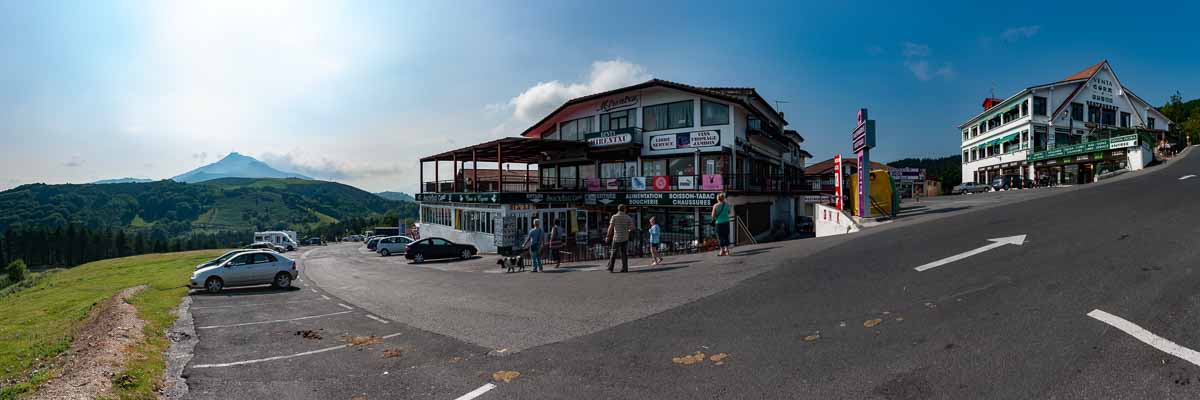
[649,130,720,151]
[598,95,639,112]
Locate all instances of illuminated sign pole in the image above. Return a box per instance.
[851,109,876,218]
[833,154,843,210]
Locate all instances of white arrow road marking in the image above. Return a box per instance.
[914,235,1026,272]
[454,383,497,400]
[1180,175,1196,180]
[1087,309,1200,367]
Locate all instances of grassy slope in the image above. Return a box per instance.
[0,250,223,399]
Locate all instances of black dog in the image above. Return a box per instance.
[497,256,525,273]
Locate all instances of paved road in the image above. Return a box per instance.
[183,148,1200,399]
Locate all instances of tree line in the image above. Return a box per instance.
[0,224,250,269]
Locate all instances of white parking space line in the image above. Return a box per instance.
[1087,309,1200,367]
[191,299,326,310]
[192,331,405,368]
[454,383,497,400]
[337,303,354,310]
[310,288,318,293]
[321,295,331,300]
[1181,174,1197,180]
[365,314,390,324]
[196,310,353,330]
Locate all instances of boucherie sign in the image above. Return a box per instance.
[649,130,720,151]
[598,95,639,112]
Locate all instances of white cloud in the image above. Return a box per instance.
[905,60,956,82]
[1001,25,1041,42]
[902,42,930,57]
[491,59,651,135]
[260,151,403,181]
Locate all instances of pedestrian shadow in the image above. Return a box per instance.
[556,264,603,270]
[628,265,690,273]
[729,248,775,257]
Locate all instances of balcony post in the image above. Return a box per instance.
[419,161,424,194]
[452,153,458,192]
[497,143,504,192]
[434,158,439,193]
[472,149,478,192]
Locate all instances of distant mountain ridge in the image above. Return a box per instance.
[92,178,155,184]
[171,152,310,183]
[374,191,415,202]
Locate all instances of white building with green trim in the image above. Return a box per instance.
[958,60,1172,186]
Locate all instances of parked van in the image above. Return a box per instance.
[254,231,300,251]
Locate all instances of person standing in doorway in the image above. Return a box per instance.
[606,205,634,273]
[521,218,544,272]
[712,193,733,256]
[647,216,663,266]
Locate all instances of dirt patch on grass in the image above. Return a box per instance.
[31,285,148,400]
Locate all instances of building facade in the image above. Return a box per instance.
[415,79,813,254]
[959,61,1171,186]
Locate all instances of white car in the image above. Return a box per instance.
[376,236,415,257]
[189,250,298,294]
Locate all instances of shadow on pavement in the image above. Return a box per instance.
[895,206,971,219]
[628,265,690,273]
[409,256,484,265]
[190,285,301,297]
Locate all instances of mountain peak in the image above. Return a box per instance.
[172,152,311,183]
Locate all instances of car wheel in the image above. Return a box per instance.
[460,249,472,260]
[205,277,224,294]
[380,249,390,257]
[412,253,425,264]
[272,272,292,289]
[287,245,295,252]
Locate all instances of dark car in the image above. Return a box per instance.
[404,237,477,264]
[990,175,1028,191]
[366,236,383,251]
[305,237,324,246]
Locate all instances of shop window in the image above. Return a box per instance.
[559,117,594,141]
[962,151,968,163]
[543,128,558,140]
[701,100,730,126]
[962,129,969,141]
[1033,96,1047,116]
[700,155,725,175]
[599,108,635,131]
[560,165,578,190]
[643,100,694,131]
[668,157,695,176]
[1101,109,1116,126]
[579,164,597,180]
[1120,112,1131,128]
[1020,102,1028,117]
[1087,105,1101,123]
[642,159,667,177]
[542,166,558,187]
[1148,117,1156,129]
[1071,103,1084,121]
[600,162,626,178]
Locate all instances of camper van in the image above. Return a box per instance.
[253,231,300,251]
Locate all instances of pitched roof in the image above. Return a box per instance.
[804,157,892,175]
[1062,60,1107,82]
[519,79,788,137]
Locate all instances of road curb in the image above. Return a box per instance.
[163,295,198,399]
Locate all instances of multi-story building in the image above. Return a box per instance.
[415,79,813,255]
[959,61,1172,186]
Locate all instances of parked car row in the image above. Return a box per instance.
[951,175,1037,195]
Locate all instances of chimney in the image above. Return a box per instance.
[981,98,1004,111]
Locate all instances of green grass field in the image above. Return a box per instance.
[0,250,224,399]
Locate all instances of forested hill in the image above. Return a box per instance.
[0,178,417,235]
[887,155,962,194]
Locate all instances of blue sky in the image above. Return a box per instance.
[1,0,1198,193]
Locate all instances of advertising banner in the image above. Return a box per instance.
[701,174,723,190]
[586,177,602,191]
[631,176,646,190]
[651,176,670,191]
[677,176,695,190]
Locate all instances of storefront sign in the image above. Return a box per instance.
[631,176,646,190]
[649,130,721,151]
[419,191,717,206]
[585,128,635,147]
[1027,134,1138,161]
[701,174,723,190]
[622,192,718,206]
[651,176,670,191]
[677,176,695,190]
[833,155,843,210]
[597,94,638,112]
[604,178,620,190]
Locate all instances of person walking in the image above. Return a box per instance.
[647,216,663,266]
[521,218,544,272]
[712,193,733,256]
[547,219,562,268]
[606,205,634,273]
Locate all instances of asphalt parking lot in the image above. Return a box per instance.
[182,253,500,400]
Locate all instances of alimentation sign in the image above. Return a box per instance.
[649,130,720,151]
[611,192,718,206]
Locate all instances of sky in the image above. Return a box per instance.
[2,0,1198,193]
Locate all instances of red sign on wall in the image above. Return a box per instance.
[651,176,670,191]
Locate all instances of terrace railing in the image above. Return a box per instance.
[422,173,813,194]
